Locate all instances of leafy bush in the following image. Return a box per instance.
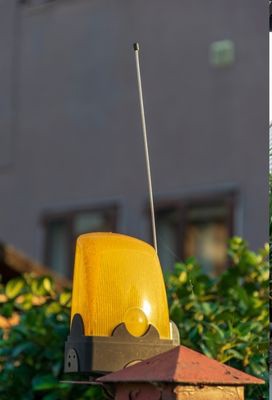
[0,275,104,400]
[166,237,269,400]
[0,237,268,399]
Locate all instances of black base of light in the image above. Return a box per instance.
[64,313,180,373]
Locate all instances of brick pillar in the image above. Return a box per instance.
[97,346,264,400]
[113,383,244,399]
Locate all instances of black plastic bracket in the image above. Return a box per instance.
[64,313,180,373]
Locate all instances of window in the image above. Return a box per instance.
[19,0,56,6]
[43,205,118,278]
[154,193,235,275]
[209,40,235,68]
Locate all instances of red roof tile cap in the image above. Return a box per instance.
[98,346,264,385]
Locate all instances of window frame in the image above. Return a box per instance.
[42,203,119,277]
[147,190,237,269]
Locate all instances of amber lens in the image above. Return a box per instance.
[71,232,170,339]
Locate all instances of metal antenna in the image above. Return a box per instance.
[133,42,157,253]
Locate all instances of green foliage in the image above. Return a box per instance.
[166,237,269,400]
[0,238,268,399]
[270,172,272,241]
[0,275,104,400]
[269,171,272,319]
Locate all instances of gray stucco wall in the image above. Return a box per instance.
[0,0,268,264]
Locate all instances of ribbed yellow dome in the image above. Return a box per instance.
[71,232,170,339]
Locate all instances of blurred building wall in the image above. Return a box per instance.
[0,0,268,274]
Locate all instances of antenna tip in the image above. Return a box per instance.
[133,42,139,51]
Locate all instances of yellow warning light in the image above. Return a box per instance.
[65,232,179,373]
[71,232,170,339]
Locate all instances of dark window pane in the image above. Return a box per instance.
[46,220,69,277]
[187,205,228,222]
[74,211,113,235]
[184,219,228,276]
[156,209,179,271]
[155,200,232,276]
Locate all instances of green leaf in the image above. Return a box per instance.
[59,292,71,307]
[0,302,13,317]
[32,374,59,391]
[5,278,25,299]
[42,277,53,294]
[12,342,34,358]
[42,393,59,400]
[15,293,33,311]
[45,302,62,316]
[52,361,62,377]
